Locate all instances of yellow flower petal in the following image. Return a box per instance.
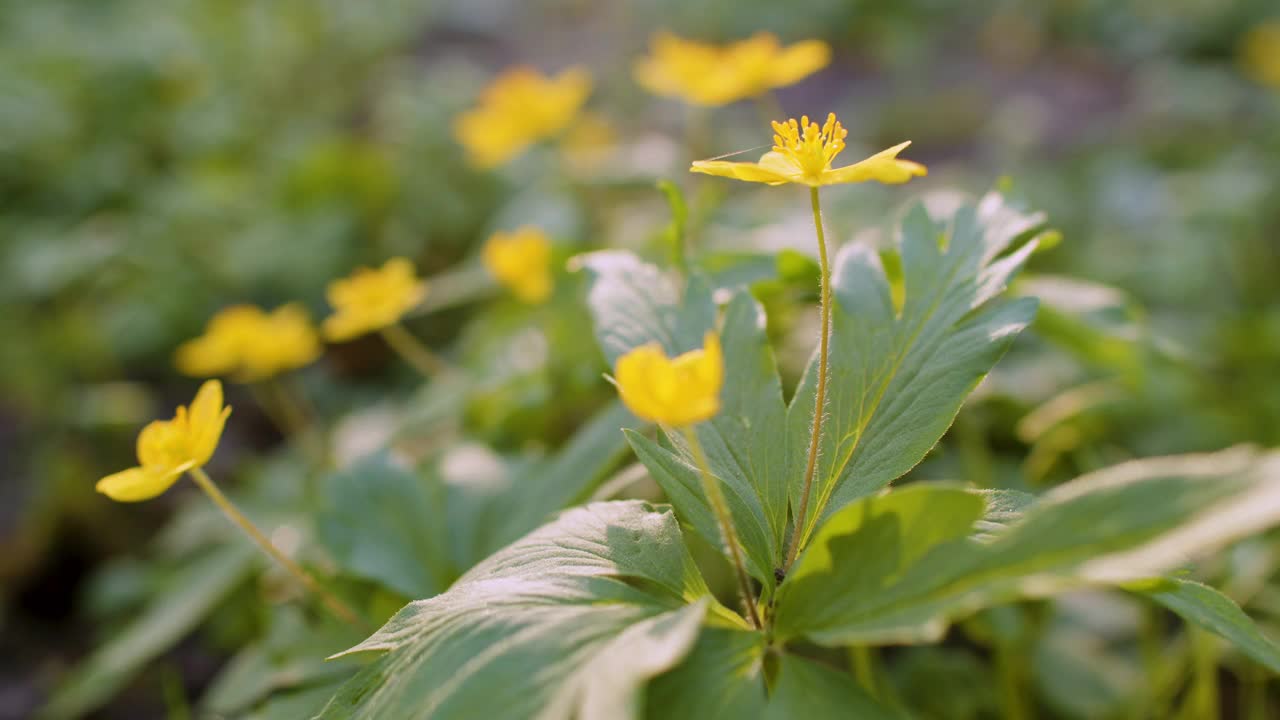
[615,332,722,426]
[454,67,592,168]
[239,304,321,380]
[186,379,231,466]
[767,40,832,87]
[689,159,793,185]
[635,32,828,107]
[821,141,928,186]
[483,227,554,303]
[691,114,926,189]
[96,465,185,502]
[323,258,428,341]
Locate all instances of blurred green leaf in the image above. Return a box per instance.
[766,654,906,720]
[39,544,255,720]
[1137,577,1280,673]
[317,453,453,600]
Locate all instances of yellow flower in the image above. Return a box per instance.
[482,227,554,303]
[323,257,428,342]
[175,304,321,381]
[97,380,231,502]
[635,31,830,107]
[453,66,592,168]
[615,332,722,426]
[239,304,322,380]
[691,113,927,188]
[175,305,267,378]
[1240,22,1280,88]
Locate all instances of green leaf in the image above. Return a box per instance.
[202,607,364,718]
[485,400,640,553]
[775,448,1280,646]
[316,501,717,719]
[656,180,689,272]
[644,627,766,720]
[38,544,255,720]
[575,250,715,366]
[580,250,787,588]
[645,627,903,720]
[775,485,987,641]
[766,654,907,720]
[786,192,1046,542]
[624,291,789,589]
[1135,577,1280,672]
[317,453,453,599]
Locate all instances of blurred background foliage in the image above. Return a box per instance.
[2,0,1279,717]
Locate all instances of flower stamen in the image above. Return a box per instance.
[771,113,847,180]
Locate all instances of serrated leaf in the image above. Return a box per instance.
[316,501,718,720]
[775,448,1280,647]
[38,544,255,720]
[1135,577,1280,672]
[786,192,1045,544]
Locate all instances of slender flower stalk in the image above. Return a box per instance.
[786,187,832,568]
[682,426,762,629]
[612,332,760,628]
[96,380,366,630]
[689,113,926,569]
[379,323,448,377]
[187,467,367,631]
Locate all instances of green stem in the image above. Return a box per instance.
[851,645,878,699]
[186,467,368,631]
[379,322,447,377]
[265,377,329,470]
[1189,627,1219,719]
[681,425,762,629]
[996,642,1029,720]
[785,186,832,570]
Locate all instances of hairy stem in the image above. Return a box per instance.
[785,186,832,569]
[187,467,368,631]
[380,322,447,377]
[681,425,762,629]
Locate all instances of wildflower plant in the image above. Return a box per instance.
[58,31,1280,720]
[306,190,1280,718]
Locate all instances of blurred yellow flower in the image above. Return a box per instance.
[1240,22,1280,88]
[691,113,927,187]
[615,332,722,426]
[483,227,554,303]
[97,380,231,502]
[635,31,830,107]
[175,304,321,381]
[175,305,266,378]
[323,257,428,342]
[239,304,323,380]
[454,66,592,168]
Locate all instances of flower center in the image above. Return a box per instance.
[771,113,847,179]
